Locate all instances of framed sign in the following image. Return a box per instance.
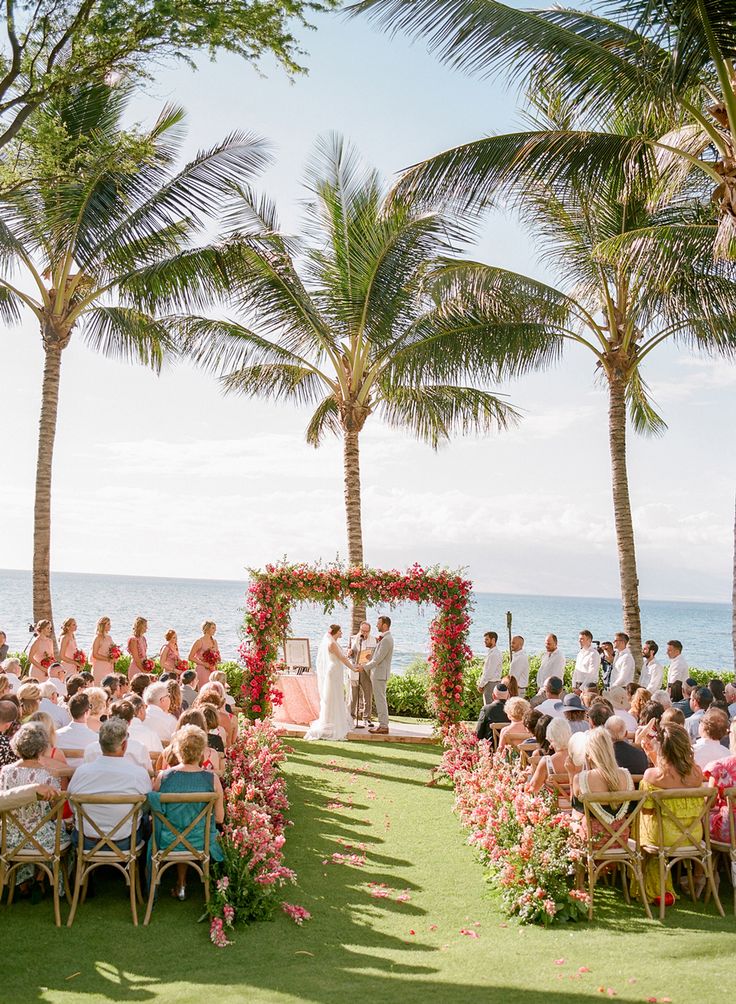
[283,637,312,674]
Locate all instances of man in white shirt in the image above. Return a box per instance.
[68,718,152,847]
[572,630,601,691]
[127,694,163,754]
[666,640,689,690]
[477,632,503,705]
[534,677,565,718]
[725,683,736,720]
[685,687,713,742]
[692,709,730,770]
[143,682,177,743]
[55,693,98,761]
[606,688,638,732]
[509,635,530,691]
[535,634,565,694]
[83,699,150,771]
[639,641,664,693]
[609,632,635,689]
[46,663,67,699]
[1,657,22,693]
[38,681,71,728]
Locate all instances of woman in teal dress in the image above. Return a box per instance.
[151,724,224,900]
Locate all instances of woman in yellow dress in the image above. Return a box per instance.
[639,722,704,907]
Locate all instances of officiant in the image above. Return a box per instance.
[349,621,375,729]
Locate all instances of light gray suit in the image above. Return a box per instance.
[364,631,393,728]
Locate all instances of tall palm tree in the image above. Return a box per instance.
[184,135,528,630]
[0,84,269,629]
[354,0,736,256]
[380,96,736,666]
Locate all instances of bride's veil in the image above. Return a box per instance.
[315,632,332,699]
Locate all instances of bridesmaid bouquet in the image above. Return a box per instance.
[73,649,87,667]
[202,649,220,668]
[176,659,190,673]
[108,644,122,661]
[40,655,53,670]
[142,658,155,673]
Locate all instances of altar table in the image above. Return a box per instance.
[273,672,320,725]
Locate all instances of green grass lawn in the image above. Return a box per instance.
[3,738,733,1003]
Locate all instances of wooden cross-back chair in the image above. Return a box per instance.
[0,798,71,926]
[144,792,217,925]
[580,789,652,921]
[708,786,736,914]
[640,787,724,920]
[488,722,506,750]
[66,794,147,927]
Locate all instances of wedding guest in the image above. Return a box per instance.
[129,673,151,699]
[708,679,726,705]
[126,694,163,754]
[0,779,60,810]
[166,679,183,719]
[68,718,152,848]
[180,670,198,710]
[0,631,7,663]
[650,689,671,710]
[59,618,81,678]
[666,641,689,689]
[502,674,519,697]
[208,671,235,713]
[669,680,688,715]
[1,657,22,693]
[685,687,713,741]
[692,709,730,769]
[91,616,116,685]
[143,682,177,743]
[0,675,9,701]
[155,709,222,774]
[572,630,601,691]
[569,728,634,844]
[606,687,638,732]
[726,683,736,719]
[661,707,685,727]
[64,674,88,701]
[349,621,375,728]
[534,677,564,718]
[535,634,565,694]
[610,633,635,689]
[604,716,648,774]
[562,693,589,734]
[159,629,180,675]
[477,631,503,705]
[599,642,615,689]
[497,697,531,752]
[587,703,612,728]
[85,687,109,733]
[28,620,54,682]
[0,700,20,767]
[38,681,71,728]
[101,675,124,702]
[581,683,601,708]
[55,693,98,762]
[18,682,41,722]
[151,725,224,900]
[83,699,150,771]
[640,641,663,693]
[630,688,653,724]
[636,701,665,733]
[200,703,225,753]
[29,711,70,775]
[509,636,530,693]
[475,683,509,740]
[532,714,554,755]
[197,683,236,746]
[704,720,736,841]
[528,717,571,794]
[189,621,220,689]
[47,662,67,699]
[519,707,543,750]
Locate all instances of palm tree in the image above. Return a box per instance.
[353,0,736,256]
[184,135,527,630]
[0,84,269,630]
[380,95,736,667]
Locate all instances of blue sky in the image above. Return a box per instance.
[1,10,734,602]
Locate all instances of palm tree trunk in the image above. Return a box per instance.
[343,427,366,634]
[608,373,642,673]
[33,338,63,636]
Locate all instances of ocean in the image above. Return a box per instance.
[0,568,732,672]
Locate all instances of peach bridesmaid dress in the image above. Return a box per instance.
[59,632,80,678]
[91,635,115,685]
[29,635,55,682]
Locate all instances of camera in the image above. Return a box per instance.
[28,623,37,635]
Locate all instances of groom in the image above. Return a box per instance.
[363,615,393,735]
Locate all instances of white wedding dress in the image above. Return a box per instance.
[304,634,351,741]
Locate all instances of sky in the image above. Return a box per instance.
[1,10,735,603]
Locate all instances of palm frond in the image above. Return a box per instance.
[222,362,326,405]
[305,395,342,446]
[625,368,667,436]
[377,383,519,448]
[81,307,178,371]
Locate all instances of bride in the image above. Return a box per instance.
[304,624,353,741]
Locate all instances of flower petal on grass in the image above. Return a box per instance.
[459,928,480,938]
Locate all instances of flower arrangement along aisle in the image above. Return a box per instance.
[207,718,310,946]
[439,726,589,925]
[237,561,473,727]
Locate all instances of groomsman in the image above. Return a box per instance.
[510,636,530,692]
[349,622,375,728]
[666,640,689,689]
[640,641,663,692]
[477,631,503,705]
[609,632,635,688]
[535,634,565,693]
[572,629,601,690]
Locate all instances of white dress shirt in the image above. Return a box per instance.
[610,648,635,689]
[144,704,177,743]
[47,677,67,699]
[573,645,601,689]
[55,720,99,759]
[4,672,21,694]
[639,659,664,693]
[510,650,530,689]
[84,736,150,772]
[478,647,503,689]
[667,654,689,686]
[39,697,71,729]
[128,716,163,753]
[613,708,638,733]
[536,650,566,692]
[693,739,728,770]
[68,756,152,837]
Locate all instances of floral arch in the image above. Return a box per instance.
[237,562,473,729]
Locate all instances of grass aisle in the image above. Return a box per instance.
[3,739,733,1003]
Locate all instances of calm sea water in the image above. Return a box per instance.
[0,568,732,672]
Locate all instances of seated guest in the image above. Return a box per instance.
[692,709,730,769]
[605,687,638,732]
[629,688,652,725]
[68,719,152,848]
[199,704,225,753]
[605,715,649,774]
[47,663,67,699]
[639,723,704,906]
[0,779,60,810]
[0,674,10,701]
[581,683,601,709]
[180,671,198,710]
[704,719,736,842]
[475,684,510,740]
[650,689,671,710]
[562,693,589,734]
[1,657,22,693]
[85,687,110,733]
[208,671,235,713]
[685,687,713,742]
[144,682,178,744]
[569,727,634,843]
[196,684,236,746]
[725,683,736,719]
[126,694,164,754]
[531,714,553,756]
[55,693,98,761]
[38,681,71,728]
[661,707,685,727]
[84,700,150,771]
[154,709,222,774]
[151,725,224,899]
[519,708,542,750]
[64,674,88,702]
[17,682,41,722]
[79,671,94,686]
[637,699,665,727]
[0,700,21,767]
[101,675,124,702]
[129,673,152,699]
[534,677,564,718]
[671,679,696,719]
[587,702,612,728]
[166,679,183,719]
[0,722,70,884]
[497,697,531,752]
[708,679,726,705]
[28,711,70,775]
[528,717,571,794]
[116,673,130,696]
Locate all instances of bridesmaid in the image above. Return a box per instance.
[159,629,180,675]
[59,617,81,678]
[127,617,149,680]
[28,620,54,681]
[91,616,115,685]
[189,621,220,688]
